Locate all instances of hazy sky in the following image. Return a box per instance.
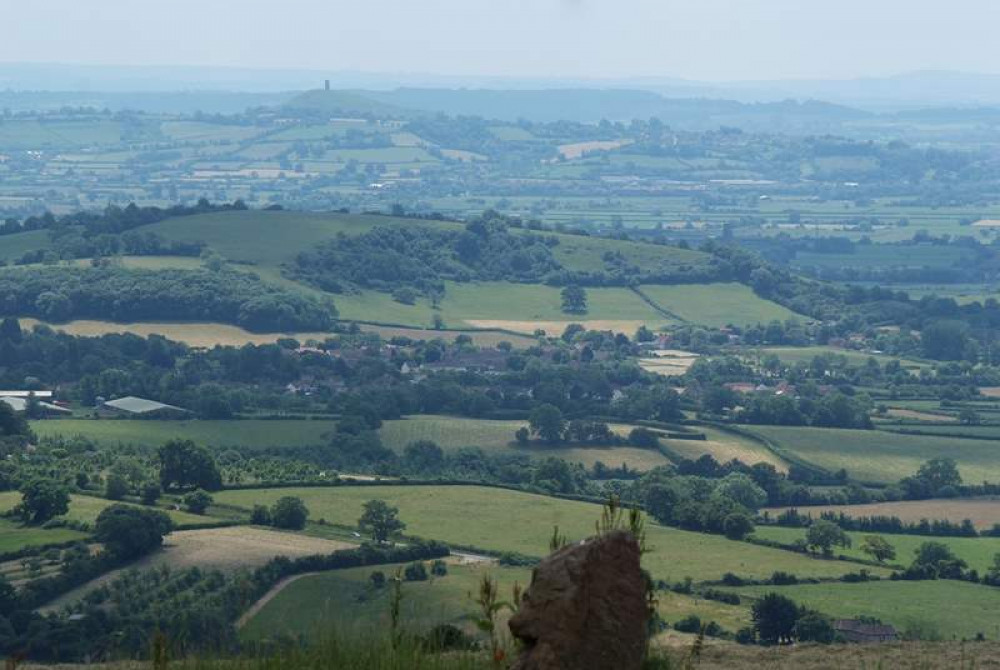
[4,0,1000,81]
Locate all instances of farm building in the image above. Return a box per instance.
[833,620,898,643]
[0,396,71,416]
[102,396,191,418]
[0,391,54,399]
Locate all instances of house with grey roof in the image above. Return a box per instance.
[833,620,898,643]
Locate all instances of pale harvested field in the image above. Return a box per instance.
[980,386,1000,398]
[557,139,630,159]
[357,324,536,347]
[665,427,788,473]
[21,318,334,348]
[464,319,652,335]
[885,408,957,422]
[764,497,1000,530]
[639,359,696,375]
[973,219,1000,227]
[639,350,699,376]
[40,527,355,612]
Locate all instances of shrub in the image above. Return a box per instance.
[421,624,474,652]
[404,561,428,582]
[723,512,755,540]
[430,559,448,577]
[250,504,272,525]
[721,572,746,587]
[182,489,213,515]
[140,481,161,506]
[674,615,702,634]
[795,610,835,643]
[104,474,129,501]
[369,571,386,589]
[94,504,172,561]
[271,496,309,530]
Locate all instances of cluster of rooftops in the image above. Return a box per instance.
[0,391,190,417]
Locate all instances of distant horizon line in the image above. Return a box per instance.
[2,60,999,86]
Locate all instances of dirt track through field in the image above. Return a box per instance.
[39,527,356,613]
[236,571,321,629]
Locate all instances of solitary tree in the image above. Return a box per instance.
[157,440,222,491]
[805,520,851,557]
[860,535,896,564]
[529,403,566,443]
[794,610,835,643]
[560,285,588,315]
[94,504,172,560]
[140,481,162,506]
[18,479,70,525]
[916,458,962,495]
[752,592,799,645]
[104,474,129,501]
[271,496,309,530]
[359,499,406,544]
[723,512,755,541]
[182,489,213,515]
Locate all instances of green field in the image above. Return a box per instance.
[0,119,128,149]
[729,580,1000,640]
[380,416,671,470]
[639,284,800,327]
[744,425,1000,483]
[143,210,437,269]
[31,419,338,449]
[213,485,886,582]
[751,525,1000,573]
[792,245,969,271]
[5,210,788,332]
[331,281,669,330]
[751,345,929,370]
[242,561,529,641]
[0,230,53,263]
[0,518,88,554]
[881,424,1000,439]
[379,416,525,451]
[0,492,208,527]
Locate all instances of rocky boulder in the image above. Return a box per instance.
[508,529,648,670]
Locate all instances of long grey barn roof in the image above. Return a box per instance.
[103,396,189,414]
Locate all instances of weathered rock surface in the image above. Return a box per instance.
[508,529,648,670]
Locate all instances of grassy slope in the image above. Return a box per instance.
[0,492,208,527]
[0,230,52,263]
[214,485,885,582]
[242,562,529,641]
[334,281,669,329]
[143,211,456,269]
[730,580,1000,640]
[640,283,801,328]
[745,425,1000,483]
[751,525,1000,573]
[4,211,771,331]
[31,419,338,449]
